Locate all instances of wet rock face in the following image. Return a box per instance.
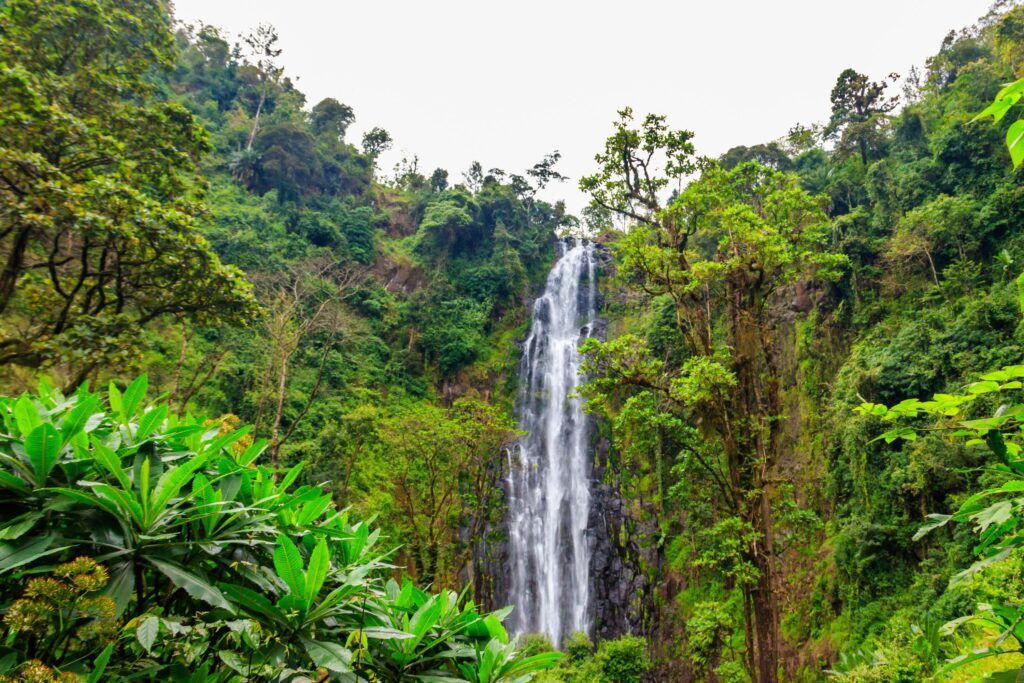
[587,415,649,641]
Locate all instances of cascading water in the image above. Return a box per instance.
[506,239,598,646]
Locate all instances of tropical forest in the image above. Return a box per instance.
[4,0,1024,681]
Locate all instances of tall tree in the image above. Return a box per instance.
[375,399,516,588]
[361,126,393,158]
[825,68,900,164]
[252,258,363,467]
[309,97,355,141]
[239,23,283,152]
[580,110,845,682]
[0,0,255,383]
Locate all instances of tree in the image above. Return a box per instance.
[580,111,846,682]
[527,150,568,189]
[0,0,256,384]
[252,259,364,466]
[719,142,793,171]
[309,97,355,141]
[825,68,900,164]
[375,399,516,587]
[463,161,484,192]
[415,191,480,259]
[251,122,323,200]
[361,126,393,158]
[578,108,696,224]
[430,167,450,193]
[239,23,283,152]
[885,194,982,287]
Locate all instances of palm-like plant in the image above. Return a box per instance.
[0,376,559,681]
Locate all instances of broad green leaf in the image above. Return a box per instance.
[90,437,132,490]
[218,651,250,675]
[358,627,414,639]
[278,463,304,490]
[107,382,123,417]
[24,422,61,485]
[136,616,159,653]
[1007,119,1024,169]
[973,92,1022,123]
[970,500,1014,534]
[60,393,99,445]
[274,534,306,599]
[0,513,41,540]
[151,450,214,516]
[204,425,251,455]
[913,513,952,541]
[222,583,288,626]
[239,438,268,466]
[104,564,135,617]
[86,643,115,683]
[0,534,68,573]
[300,637,351,673]
[297,495,333,526]
[968,380,1001,395]
[950,547,1013,588]
[12,395,41,436]
[304,538,329,609]
[149,558,232,611]
[997,78,1024,100]
[0,472,30,494]
[136,405,167,441]
[1018,271,1024,317]
[44,486,122,519]
[122,375,148,420]
[93,483,146,527]
[0,652,13,675]
[482,613,507,641]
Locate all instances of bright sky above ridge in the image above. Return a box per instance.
[172,0,997,213]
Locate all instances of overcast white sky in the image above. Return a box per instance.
[172,0,998,212]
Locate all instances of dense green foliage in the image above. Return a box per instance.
[0,378,560,680]
[9,0,1024,681]
[0,0,256,381]
[572,4,1024,681]
[0,0,570,679]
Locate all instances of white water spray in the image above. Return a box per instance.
[506,239,597,646]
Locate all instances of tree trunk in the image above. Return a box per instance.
[0,226,32,315]
[269,353,289,468]
[750,537,780,683]
[245,90,267,152]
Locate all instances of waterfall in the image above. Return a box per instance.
[506,239,598,646]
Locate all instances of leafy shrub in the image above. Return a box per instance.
[0,376,559,681]
[533,634,649,683]
[593,635,650,683]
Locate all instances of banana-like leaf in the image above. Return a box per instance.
[301,637,352,673]
[121,375,148,421]
[0,534,68,573]
[150,557,232,611]
[273,534,306,600]
[12,395,41,436]
[304,537,329,610]
[24,422,61,485]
